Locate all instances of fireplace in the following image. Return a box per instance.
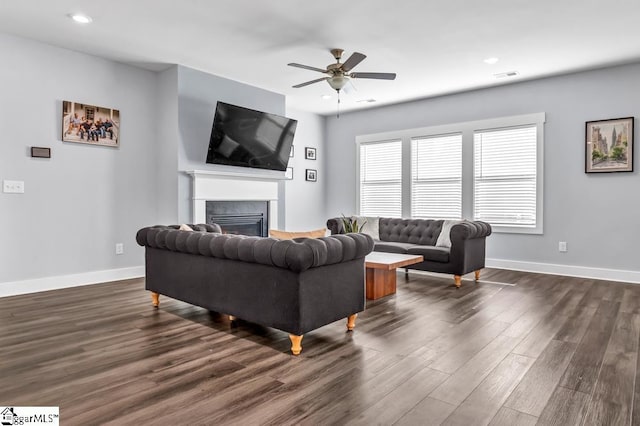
[188,170,280,232]
[206,201,269,237]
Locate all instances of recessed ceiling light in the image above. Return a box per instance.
[68,13,92,24]
[483,57,499,65]
[321,94,332,100]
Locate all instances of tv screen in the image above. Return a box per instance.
[206,102,297,172]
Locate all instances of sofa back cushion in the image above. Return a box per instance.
[379,218,444,246]
[351,216,380,240]
[136,226,374,273]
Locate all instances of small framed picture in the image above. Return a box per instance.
[285,167,293,180]
[586,117,634,173]
[305,147,317,160]
[305,169,317,182]
[289,145,295,158]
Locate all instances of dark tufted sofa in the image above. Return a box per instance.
[136,224,374,355]
[327,217,491,287]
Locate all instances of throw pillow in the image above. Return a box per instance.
[179,224,194,231]
[352,216,380,240]
[269,228,327,239]
[435,220,460,248]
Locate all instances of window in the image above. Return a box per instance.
[359,140,402,217]
[356,113,544,233]
[474,125,537,229]
[411,134,462,219]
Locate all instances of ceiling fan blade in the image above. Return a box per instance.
[341,52,366,72]
[350,72,396,80]
[288,63,327,73]
[293,77,328,88]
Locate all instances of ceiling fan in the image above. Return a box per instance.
[288,48,396,93]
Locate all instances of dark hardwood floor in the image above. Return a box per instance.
[1,268,639,425]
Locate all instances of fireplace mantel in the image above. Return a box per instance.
[185,169,285,182]
[185,170,282,228]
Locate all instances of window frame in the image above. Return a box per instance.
[411,132,463,220]
[355,112,545,234]
[356,138,404,218]
[471,114,545,234]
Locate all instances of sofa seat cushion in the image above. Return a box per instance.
[374,241,415,254]
[407,246,450,263]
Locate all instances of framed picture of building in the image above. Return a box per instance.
[585,117,633,173]
[62,100,120,148]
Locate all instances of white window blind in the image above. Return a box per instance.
[359,140,402,217]
[474,125,537,227]
[411,134,462,219]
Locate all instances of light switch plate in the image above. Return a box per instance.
[3,180,25,193]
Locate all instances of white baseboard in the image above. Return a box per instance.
[0,266,145,298]
[486,258,640,284]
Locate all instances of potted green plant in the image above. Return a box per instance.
[341,214,367,233]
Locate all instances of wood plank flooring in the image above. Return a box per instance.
[1,268,640,425]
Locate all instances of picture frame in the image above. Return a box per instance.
[285,167,293,180]
[289,145,295,158]
[62,100,120,148]
[585,117,634,173]
[305,147,317,160]
[305,169,317,182]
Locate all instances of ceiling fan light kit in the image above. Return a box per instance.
[327,75,349,91]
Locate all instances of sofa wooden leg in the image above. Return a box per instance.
[475,270,481,282]
[454,275,462,288]
[405,269,409,280]
[289,334,303,355]
[151,292,159,307]
[346,314,357,331]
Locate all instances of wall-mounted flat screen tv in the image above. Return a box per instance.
[206,102,297,172]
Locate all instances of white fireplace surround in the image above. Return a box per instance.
[186,170,281,229]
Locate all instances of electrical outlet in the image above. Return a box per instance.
[115,243,124,255]
[558,241,568,252]
[3,180,25,194]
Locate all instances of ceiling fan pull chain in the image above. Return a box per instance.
[337,90,341,118]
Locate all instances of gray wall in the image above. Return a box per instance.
[175,66,287,223]
[284,108,327,231]
[0,33,158,283]
[156,66,179,224]
[325,63,640,273]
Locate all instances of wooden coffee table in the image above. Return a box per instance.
[365,252,424,300]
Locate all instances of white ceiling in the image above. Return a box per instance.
[1,0,640,115]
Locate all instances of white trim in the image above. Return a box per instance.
[185,169,286,181]
[486,258,640,284]
[0,266,145,298]
[187,170,279,228]
[354,113,545,145]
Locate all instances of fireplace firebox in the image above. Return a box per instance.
[206,201,269,237]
